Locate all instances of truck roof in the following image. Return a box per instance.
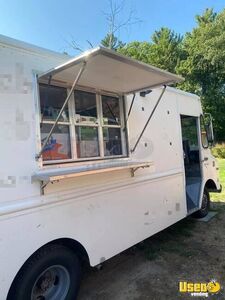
[0,34,70,60]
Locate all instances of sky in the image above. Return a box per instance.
[0,0,224,55]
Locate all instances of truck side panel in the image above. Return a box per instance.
[0,42,201,298]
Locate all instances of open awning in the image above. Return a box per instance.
[38,47,183,94]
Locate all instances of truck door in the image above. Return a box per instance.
[180,115,202,214]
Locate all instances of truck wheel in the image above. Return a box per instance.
[193,189,210,218]
[8,244,81,300]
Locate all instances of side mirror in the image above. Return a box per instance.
[204,113,214,145]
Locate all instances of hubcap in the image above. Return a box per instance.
[31,265,70,300]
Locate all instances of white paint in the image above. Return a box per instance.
[0,35,220,299]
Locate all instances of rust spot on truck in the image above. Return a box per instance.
[176,203,180,211]
[100,257,106,263]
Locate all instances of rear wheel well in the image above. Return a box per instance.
[7,238,90,299]
[47,238,90,266]
[205,179,217,192]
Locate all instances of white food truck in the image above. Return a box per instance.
[0,34,221,300]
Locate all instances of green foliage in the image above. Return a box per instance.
[210,159,225,202]
[115,8,225,141]
[149,27,184,72]
[211,144,225,159]
[101,33,125,50]
[119,27,184,73]
[119,41,152,63]
[176,8,225,140]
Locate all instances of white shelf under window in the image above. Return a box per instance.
[32,159,153,184]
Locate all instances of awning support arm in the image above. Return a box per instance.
[126,93,136,122]
[36,61,87,160]
[127,93,135,121]
[123,93,135,132]
[131,85,167,153]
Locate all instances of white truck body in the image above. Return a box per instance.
[0,35,220,299]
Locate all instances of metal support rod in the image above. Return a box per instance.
[126,93,135,122]
[36,61,87,159]
[48,74,52,85]
[131,85,167,153]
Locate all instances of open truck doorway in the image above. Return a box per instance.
[181,115,202,213]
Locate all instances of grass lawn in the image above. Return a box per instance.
[210,158,225,202]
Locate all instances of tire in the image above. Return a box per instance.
[8,244,81,300]
[193,189,210,218]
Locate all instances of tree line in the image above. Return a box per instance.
[101,8,225,141]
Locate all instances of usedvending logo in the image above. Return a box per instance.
[179,279,221,297]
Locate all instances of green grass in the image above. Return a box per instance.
[210,159,225,202]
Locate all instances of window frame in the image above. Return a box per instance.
[38,82,128,165]
[200,114,209,149]
[39,84,73,163]
[74,89,101,159]
[100,94,126,157]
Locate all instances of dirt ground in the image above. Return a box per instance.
[78,201,225,300]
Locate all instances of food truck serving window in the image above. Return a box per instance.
[39,84,127,163]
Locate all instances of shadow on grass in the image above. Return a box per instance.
[211,200,225,211]
[210,201,225,223]
[135,218,197,261]
[136,202,225,261]
[121,199,225,263]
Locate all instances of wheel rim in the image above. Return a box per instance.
[31,265,70,300]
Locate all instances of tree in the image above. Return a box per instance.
[118,41,152,63]
[177,8,225,140]
[149,27,183,72]
[101,0,141,50]
[120,8,225,140]
[66,0,140,52]
[101,33,125,50]
[119,27,184,73]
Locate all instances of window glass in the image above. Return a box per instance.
[76,126,99,158]
[74,90,97,124]
[41,124,71,161]
[103,127,122,156]
[39,84,69,122]
[102,95,120,125]
[200,115,209,148]
[181,117,199,150]
[39,83,127,162]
